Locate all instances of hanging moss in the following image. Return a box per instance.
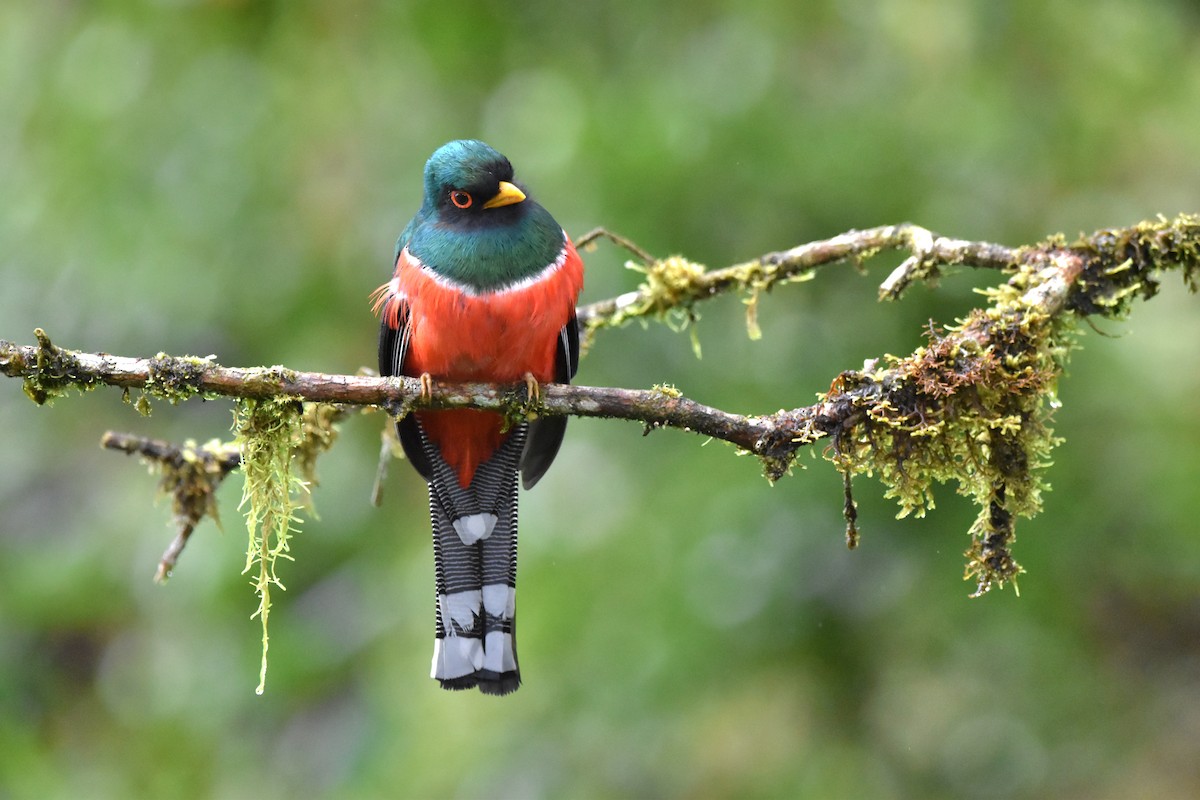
[819,263,1069,594]
[235,396,306,695]
[293,402,344,502]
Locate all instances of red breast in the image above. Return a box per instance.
[395,238,584,486]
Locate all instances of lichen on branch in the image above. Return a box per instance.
[820,273,1071,594]
[2,215,1198,610]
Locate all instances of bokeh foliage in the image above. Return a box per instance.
[2,1,1199,798]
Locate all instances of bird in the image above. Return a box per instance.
[372,140,584,695]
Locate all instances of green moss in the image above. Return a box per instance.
[805,217,1198,595]
[293,403,344,513]
[15,331,226,410]
[242,365,300,395]
[621,255,708,322]
[824,261,1071,595]
[235,396,306,695]
[93,431,242,582]
[135,393,153,417]
[1064,213,1200,317]
[743,287,764,341]
[20,328,101,405]
[582,253,816,356]
[144,353,212,404]
[154,437,240,578]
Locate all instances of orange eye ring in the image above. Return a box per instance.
[449,190,473,209]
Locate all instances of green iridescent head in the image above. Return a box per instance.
[401,140,565,292]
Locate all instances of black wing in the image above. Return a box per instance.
[377,301,435,481]
[520,311,580,490]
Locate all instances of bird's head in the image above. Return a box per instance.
[407,140,565,291]
[421,139,528,225]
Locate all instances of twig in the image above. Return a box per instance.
[574,222,1018,327]
[101,431,241,581]
[574,226,657,263]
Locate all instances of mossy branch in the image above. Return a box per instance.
[3,214,1198,604]
[573,221,1022,342]
[101,431,241,582]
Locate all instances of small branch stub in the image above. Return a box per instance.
[101,431,241,582]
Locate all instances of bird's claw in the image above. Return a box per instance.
[523,372,540,405]
[419,372,434,403]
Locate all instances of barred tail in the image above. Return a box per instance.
[426,426,525,695]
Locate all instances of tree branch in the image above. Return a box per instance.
[101,431,240,582]
[3,215,1198,595]
[574,222,1020,331]
[3,217,1193,444]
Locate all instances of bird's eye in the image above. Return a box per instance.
[449,190,473,209]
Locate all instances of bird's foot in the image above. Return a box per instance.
[522,372,540,405]
[419,372,434,403]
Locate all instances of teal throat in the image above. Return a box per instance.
[407,204,565,293]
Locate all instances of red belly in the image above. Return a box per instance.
[397,243,583,486]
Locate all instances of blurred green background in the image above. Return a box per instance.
[2,1,1199,798]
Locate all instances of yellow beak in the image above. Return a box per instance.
[482,181,526,209]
